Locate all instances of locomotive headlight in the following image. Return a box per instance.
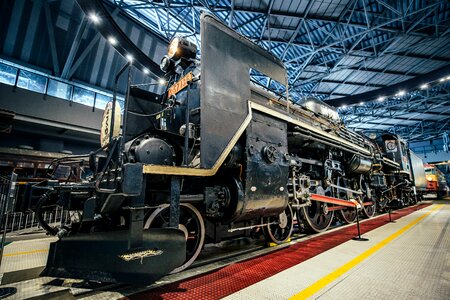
[166,36,197,61]
[427,176,433,181]
[168,37,180,59]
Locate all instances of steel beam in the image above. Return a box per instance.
[61,16,88,79]
[43,1,60,76]
[327,64,450,107]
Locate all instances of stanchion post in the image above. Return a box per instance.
[352,204,369,241]
[356,208,361,238]
[388,208,396,223]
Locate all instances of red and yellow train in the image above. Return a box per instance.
[424,164,448,198]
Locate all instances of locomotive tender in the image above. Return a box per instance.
[37,12,425,284]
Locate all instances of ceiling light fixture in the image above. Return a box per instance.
[88,13,100,24]
[420,84,428,89]
[107,36,117,46]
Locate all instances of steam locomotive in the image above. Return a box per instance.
[37,13,426,284]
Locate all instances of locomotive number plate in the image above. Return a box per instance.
[167,72,193,97]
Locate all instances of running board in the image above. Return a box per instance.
[41,228,185,284]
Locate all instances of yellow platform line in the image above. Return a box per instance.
[290,204,443,300]
[3,249,48,257]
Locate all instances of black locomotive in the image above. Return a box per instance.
[37,13,426,284]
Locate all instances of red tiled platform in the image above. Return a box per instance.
[127,203,431,300]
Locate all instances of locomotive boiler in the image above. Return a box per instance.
[36,11,424,284]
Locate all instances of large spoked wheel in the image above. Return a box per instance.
[300,201,334,233]
[144,203,205,273]
[337,207,357,224]
[263,204,294,244]
[362,199,376,218]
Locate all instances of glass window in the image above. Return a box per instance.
[47,79,72,100]
[16,70,47,93]
[94,93,111,110]
[0,63,18,85]
[425,168,435,175]
[72,86,94,107]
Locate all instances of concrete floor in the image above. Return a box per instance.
[0,201,448,299]
[0,237,53,274]
[224,202,450,300]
